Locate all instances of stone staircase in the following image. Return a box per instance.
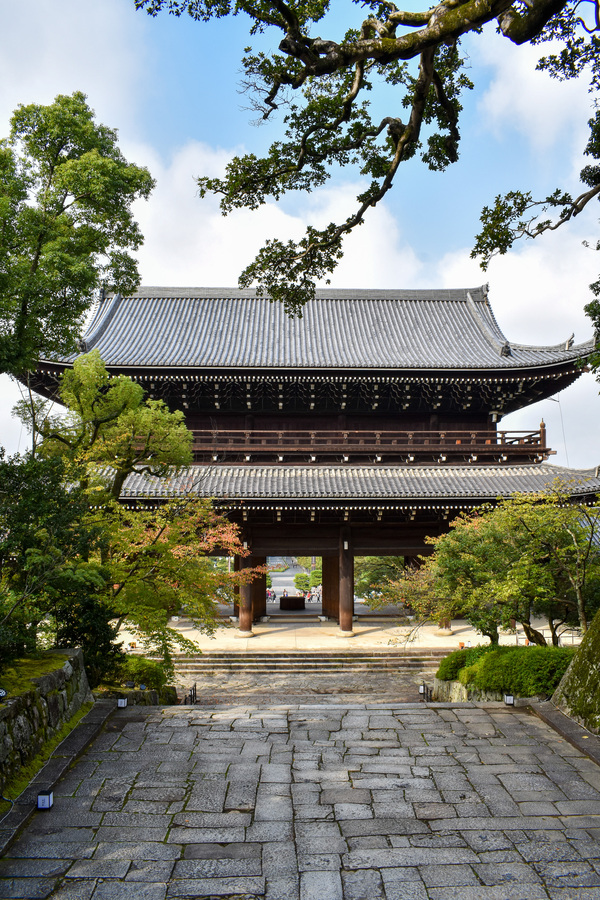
[172,648,448,680]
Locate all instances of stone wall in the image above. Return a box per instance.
[553,608,600,734]
[433,677,504,703]
[0,649,93,795]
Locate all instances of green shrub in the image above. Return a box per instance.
[436,645,494,681]
[461,646,575,696]
[121,656,168,690]
[310,567,323,588]
[437,649,469,681]
[294,573,310,592]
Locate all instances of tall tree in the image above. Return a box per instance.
[0,92,154,376]
[135,0,599,314]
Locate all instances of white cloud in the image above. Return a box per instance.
[0,0,146,137]
[0,377,33,457]
[470,28,591,158]
[128,146,424,288]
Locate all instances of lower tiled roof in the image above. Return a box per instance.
[120,464,600,502]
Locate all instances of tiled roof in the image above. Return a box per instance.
[70,286,592,371]
[120,463,600,502]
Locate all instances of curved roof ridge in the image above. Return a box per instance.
[71,287,592,371]
[464,289,510,356]
[508,337,594,353]
[80,293,123,352]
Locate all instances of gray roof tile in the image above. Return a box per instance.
[120,463,600,501]
[72,287,592,371]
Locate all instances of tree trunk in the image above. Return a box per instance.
[522,620,547,646]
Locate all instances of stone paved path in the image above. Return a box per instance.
[2,702,600,899]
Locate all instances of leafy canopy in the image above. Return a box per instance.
[0,91,154,375]
[136,0,599,314]
[29,350,193,500]
[370,490,600,645]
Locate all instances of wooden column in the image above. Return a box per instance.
[233,555,240,617]
[322,556,339,620]
[252,556,267,621]
[238,555,254,636]
[339,527,354,635]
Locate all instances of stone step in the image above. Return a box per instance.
[170,650,448,659]
[167,649,447,679]
[173,659,443,674]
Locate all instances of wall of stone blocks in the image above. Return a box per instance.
[0,649,93,794]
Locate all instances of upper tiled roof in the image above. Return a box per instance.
[70,286,592,371]
[120,463,600,502]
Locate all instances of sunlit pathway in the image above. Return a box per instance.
[1,702,600,899]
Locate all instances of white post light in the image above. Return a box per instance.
[37,790,53,810]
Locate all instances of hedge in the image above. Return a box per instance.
[437,645,575,697]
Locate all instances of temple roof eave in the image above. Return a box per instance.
[118,463,600,504]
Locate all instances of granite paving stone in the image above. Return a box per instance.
[92,883,166,900]
[124,861,175,881]
[2,702,600,899]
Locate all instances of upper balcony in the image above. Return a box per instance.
[191,424,552,465]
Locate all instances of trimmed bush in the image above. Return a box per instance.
[120,656,168,690]
[449,646,575,696]
[437,649,469,681]
[294,573,310,592]
[436,644,494,681]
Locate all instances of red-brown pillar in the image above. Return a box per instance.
[252,556,267,621]
[339,527,354,635]
[233,555,240,617]
[322,556,339,620]
[238,555,254,636]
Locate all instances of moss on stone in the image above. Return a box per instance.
[0,653,71,697]
[0,701,93,815]
[553,609,600,733]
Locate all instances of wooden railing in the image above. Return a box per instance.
[191,427,551,464]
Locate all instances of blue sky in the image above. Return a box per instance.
[1,0,599,466]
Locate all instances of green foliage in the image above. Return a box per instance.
[354,556,404,597]
[119,655,169,690]
[0,92,154,375]
[103,496,246,660]
[436,644,494,680]
[0,451,106,637]
[4,360,249,671]
[436,649,469,681]
[309,567,322,588]
[53,593,125,688]
[135,0,596,313]
[294,573,310,592]
[34,350,192,500]
[0,600,35,673]
[457,646,575,696]
[379,491,600,644]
